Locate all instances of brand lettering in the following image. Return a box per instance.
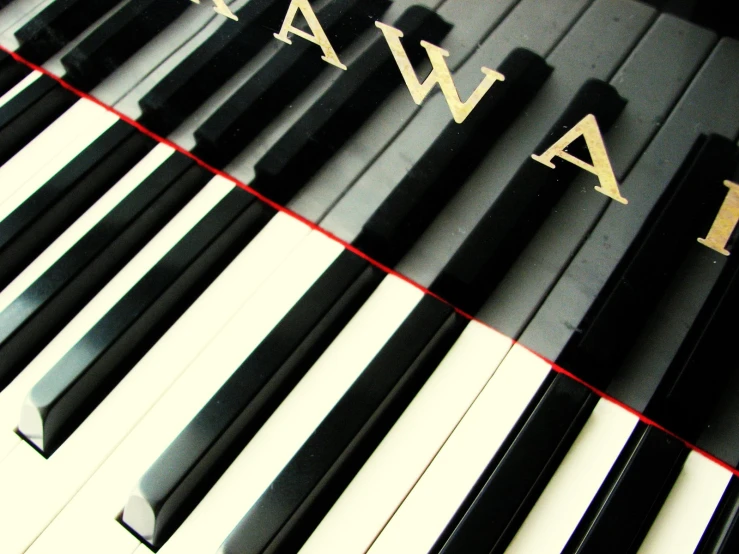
[698,180,739,255]
[376,21,504,123]
[191,1,503,121]
[532,114,627,204]
[274,0,347,70]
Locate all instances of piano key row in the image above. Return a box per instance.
[0,0,738,553]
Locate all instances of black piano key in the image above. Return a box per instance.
[696,353,739,468]
[433,374,597,554]
[252,5,454,206]
[642,245,739,443]
[14,0,123,64]
[0,120,156,291]
[0,73,56,130]
[569,154,739,450]
[0,79,77,166]
[519,39,739,368]
[243,5,452,203]
[125,250,384,547]
[689,365,739,552]
[695,478,739,554]
[558,134,739,389]
[192,0,391,166]
[0,52,30,96]
[0,71,74,163]
[219,296,466,554]
[430,79,626,314]
[0,154,209,392]
[352,47,552,268]
[61,0,193,90]
[478,13,715,342]
[561,424,688,554]
[20,188,275,456]
[138,0,290,135]
[642,148,739,435]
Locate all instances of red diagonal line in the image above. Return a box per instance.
[3,44,738,479]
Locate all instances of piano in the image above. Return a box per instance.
[0,0,737,552]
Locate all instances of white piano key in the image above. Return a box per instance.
[138,275,424,554]
[28,475,140,554]
[25,229,348,554]
[0,69,41,108]
[367,344,551,554]
[0,143,176,461]
[503,398,639,554]
[636,451,733,554]
[299,320,514,554]
[0,98,115,210]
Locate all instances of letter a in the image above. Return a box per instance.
[698,180,739,255]
[274,0,347,70]
[532,114,627,204]
[190,0,238,21]
[375,21,504,124]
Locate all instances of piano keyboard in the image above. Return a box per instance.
[0,0,738,553]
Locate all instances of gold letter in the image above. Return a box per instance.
[190,0,238,21]
[531,114,627,204]
[274,0,347,70]
[698,180,739,255]
[375,21,504,124]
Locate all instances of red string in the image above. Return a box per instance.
[3,44,737,479]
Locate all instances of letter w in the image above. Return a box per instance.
[376,21,504,123]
